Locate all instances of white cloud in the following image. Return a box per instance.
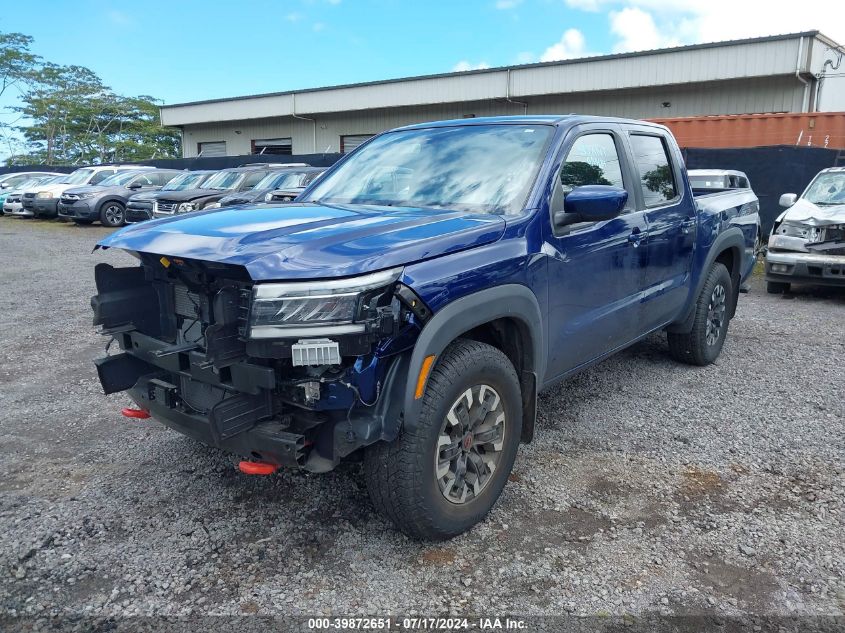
[108,10,132,25]
[452,60,491,72]
[495,0,523,8]
[609,7,679,52]
[563,0,845,46]
[540,28,595,61]
[285,12,304,22]
[312,22,326,32]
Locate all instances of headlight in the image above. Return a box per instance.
[249,268,401,339]
[78,192,97,199]
[205,201,221,209]
[177,202,197,212]
[36,191,53,199]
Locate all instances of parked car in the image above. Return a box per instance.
[689,169,762,254]
[23,165,152,219]
[0,171,63,191]
[765,166,845,293]
[92,115,758,540]
[125,171,217,224]
[58,169,182,227]
[212,167,326,208]
[151,164,307,218]
[262,168,327,203]
[1,175,64,216]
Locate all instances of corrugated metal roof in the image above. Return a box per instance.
[161,31,842,127]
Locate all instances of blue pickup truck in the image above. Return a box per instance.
[92,116,758,540]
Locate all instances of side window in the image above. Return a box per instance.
[560,134,624,194]
[90,170,114,185]
[242,172,266,189]
[133,174,155,186]
[629,134,678,206]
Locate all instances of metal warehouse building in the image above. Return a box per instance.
[161,31,845,157]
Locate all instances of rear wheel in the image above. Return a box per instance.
[100,202,125,227]
[667,262,732,366]
[766,281,790,294]
[364,339,522,540]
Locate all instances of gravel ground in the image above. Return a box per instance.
[0,217,843,626]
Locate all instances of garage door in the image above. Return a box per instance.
[197,141,227,157]
[253,138,292,155]
[340,134,375,154]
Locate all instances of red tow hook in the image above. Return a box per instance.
[238,461,279,476]
[121,407,151,419]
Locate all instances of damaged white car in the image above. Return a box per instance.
[766,166,845,293]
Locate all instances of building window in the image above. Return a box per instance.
[252,138,292,155]
[340,134,375,154]
[197,141,227,157]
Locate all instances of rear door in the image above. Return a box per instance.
[543,124,650,380]
[623,128,695,331]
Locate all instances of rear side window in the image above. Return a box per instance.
[560,133,624,193]
[629,134,677,206]
[90,170,115,184]
[242,171,266,189]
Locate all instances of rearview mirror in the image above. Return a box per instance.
[554,185,628,229]
[779,193,797,208]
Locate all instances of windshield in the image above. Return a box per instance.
[99,171,142,187]
[64,168,95,185]
[162,172,210,191]
[201,170,244,191]
[302,124,553,214]
[804,172,845,205]
[255,171,310,190]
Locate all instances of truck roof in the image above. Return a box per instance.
[397,114,668,131]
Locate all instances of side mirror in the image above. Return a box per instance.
[127,182,142,190]
[554,185,628,229]
[779,193,797,208]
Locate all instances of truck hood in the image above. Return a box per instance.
[780,198,845,226]
[219,189,270,205]
[97,202,506,280]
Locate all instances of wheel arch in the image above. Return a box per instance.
[96,197,127,214]
[667,227,745,333]
[402,284,544,443]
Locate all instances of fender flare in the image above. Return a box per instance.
[402,284,544,434]
[668,226,746,334]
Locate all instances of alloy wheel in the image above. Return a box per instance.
[705,283,726,346]
[435,384,506,505]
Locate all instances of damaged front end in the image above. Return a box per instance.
[92,253,429,472]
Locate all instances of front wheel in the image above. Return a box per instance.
[364,339,522,540]
[667,262,733,366]
[100,202,125,227]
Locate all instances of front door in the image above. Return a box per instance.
[543,127,649,381]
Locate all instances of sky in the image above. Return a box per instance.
[3,0,845,107]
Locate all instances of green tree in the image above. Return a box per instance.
[0,29,181,166]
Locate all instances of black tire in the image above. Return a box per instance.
[766,281,790,294]
[99,201,125,227]
[667,262,732,366]
[73,219,94,225]
[364,339,522,540]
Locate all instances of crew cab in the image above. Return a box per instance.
[766,166,845,293]
[151,165,305,218]
[91,116,758,540]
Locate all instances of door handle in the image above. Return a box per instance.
[681,218,696,234]
[628,229,644,247]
